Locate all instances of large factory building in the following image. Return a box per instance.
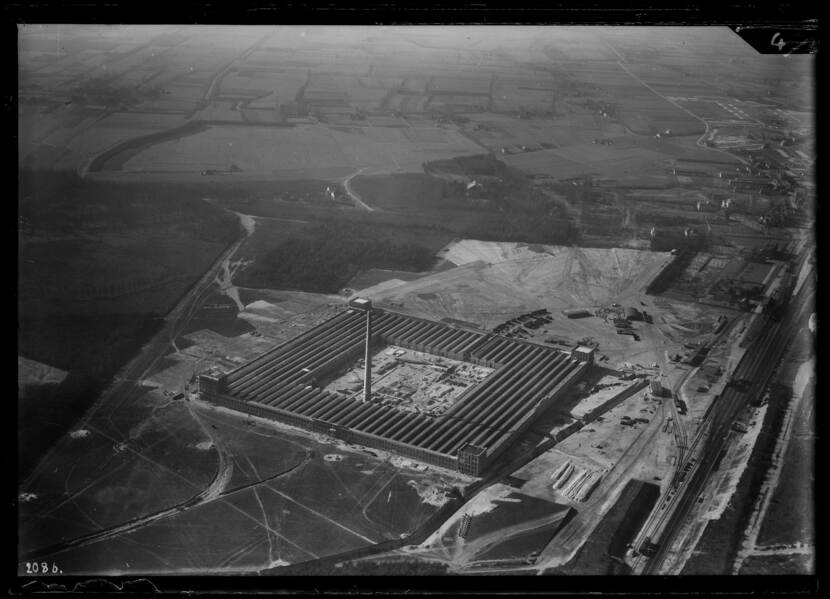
[199,300,589,476]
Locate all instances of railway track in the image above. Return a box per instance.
[636,281,812,574]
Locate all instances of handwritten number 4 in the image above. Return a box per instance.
[771,33,812,54]
[770,33,786,51]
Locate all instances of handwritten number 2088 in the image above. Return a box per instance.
[25,562,61,574]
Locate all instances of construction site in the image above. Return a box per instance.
[17,25,813,581]
[198,298,591,476]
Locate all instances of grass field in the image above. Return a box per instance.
[18,393,217,557]
[350,173,473,213]
[738,553,814,575]
[109,123,483,176]
[501,145,669,179]
[18,171,239,476]
[20,398,453,573]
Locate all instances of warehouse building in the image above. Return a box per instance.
[625,307,643,321]
[649,378,663,396]
[199,307,589,476]
[571,346,596,364]
[562,308,592,319]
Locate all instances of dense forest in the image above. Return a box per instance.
[18,170,240,476]
[236,221,436,294]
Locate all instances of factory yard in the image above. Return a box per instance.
[325,346,494,417]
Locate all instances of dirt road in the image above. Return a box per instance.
[342,167,376,212]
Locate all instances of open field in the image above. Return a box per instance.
[19,370,455,573]
[103,123,483,176]
[502,144,669,179]
[19,25,807,184]
[18,391,217,557]
[738,552,814,575]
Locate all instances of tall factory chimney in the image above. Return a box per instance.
[363,307,372,402]
[348,297,374,402]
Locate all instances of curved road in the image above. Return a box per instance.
[342,167,376,212]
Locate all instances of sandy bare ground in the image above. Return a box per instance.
[18,356,69,387]
[358,240,672,329]
[212,212,257,313]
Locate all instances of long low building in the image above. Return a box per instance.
[199,308,589,476]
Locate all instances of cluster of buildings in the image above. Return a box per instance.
[199,299,592,476]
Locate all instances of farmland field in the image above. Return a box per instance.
[502,144,669,179]
[109,123,484,176]
[19,399,454,573]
